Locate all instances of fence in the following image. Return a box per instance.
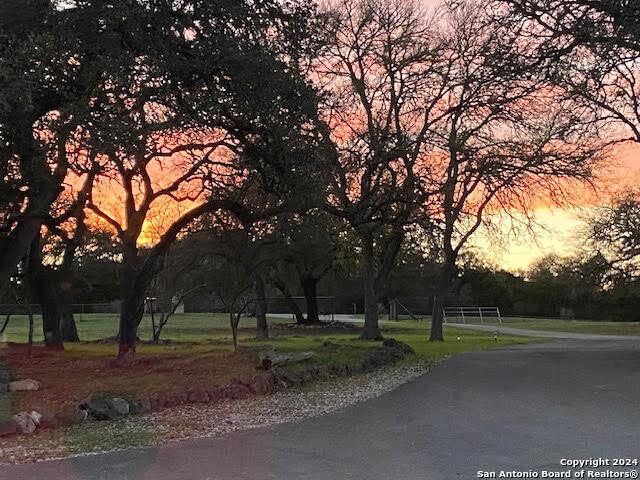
[442,306,502,324]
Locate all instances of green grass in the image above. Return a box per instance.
[0,313,292,343]
[355,314,640,337]
[246,319,539,368]
[64,419,157,454]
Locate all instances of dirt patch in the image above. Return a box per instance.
[0,344,257,417]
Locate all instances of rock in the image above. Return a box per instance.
[55,407,87,426]
[272,368,303,387]
[111,398,130,416]
[382,338,415,355]
[28,410,43,426]
[32,409,58,429]
[359,339,415,372]
[0,383,7,394]
[267,351,314,366]
[148,395,163,411]
[80,394,129,421]
[0,419,18,437]
[206,387,223,402]
[8,379,41,392]
[128,399,151,415]
[12,412,36,434]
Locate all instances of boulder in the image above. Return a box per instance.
[81,394,129,421]
[111,398,130,416]
[0,419,18,437]
[382,338,415,355]
[360,338,415,372]
[55,407,87,426]
[128,399,151,415]
[272,368,303,387]
[206,387,224,402]
[8,379,41,392]
[12,412,36,434]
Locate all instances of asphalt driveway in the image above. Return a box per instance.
[3,337,640,480]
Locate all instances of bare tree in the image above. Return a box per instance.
[499,0,640,143]
[420,2,603,340]
[501,1,640,52]
[317,0,451,339]
[147,284,206,343]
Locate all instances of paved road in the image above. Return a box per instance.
[4,337,640,480]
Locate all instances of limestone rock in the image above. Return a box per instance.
[12,412,36,434]
[8,379,41,392]
[32,409,58,429]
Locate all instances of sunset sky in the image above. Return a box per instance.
[475,143,640,270]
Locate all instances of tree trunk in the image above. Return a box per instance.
[118,294,144,360]
[255,276,269,339]
[59,272,79,342]
[301,277,320,324]
[27,250,81,349]
[26,240,64,349]
[429,260,455,342]
[360,233,383,340]
[273,281,306,324]
[430,293,445,341]
[117,241,142,361]
[230,311,240,352]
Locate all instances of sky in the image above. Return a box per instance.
[473,143,640,270]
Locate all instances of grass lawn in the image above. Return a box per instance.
[453,317,640,335]
[0,313,292,344]
[356,314,640,336]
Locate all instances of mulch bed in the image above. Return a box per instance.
[0,343,258,416]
